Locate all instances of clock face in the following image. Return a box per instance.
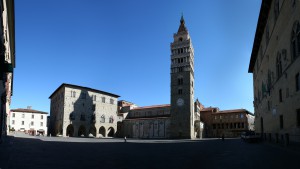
[177,98,184,106]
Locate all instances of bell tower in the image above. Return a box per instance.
[170,15,195,139]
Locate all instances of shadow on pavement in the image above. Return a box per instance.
[1,136,299,169]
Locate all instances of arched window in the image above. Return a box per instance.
[178,78,183,85]
[291,21,300,61]
[109,116,114,123]
[276,53,282,79]
[71,91,76,97]
[100,115,105,123]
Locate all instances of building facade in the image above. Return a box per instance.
[0,0,15,142]
[200,107,254,138]
[122,104,171,138]
[9,107,48,135]
[49,83,120,137]
[248,0,300,143]
[210,109,254,138]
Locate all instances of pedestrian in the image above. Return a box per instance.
[124,136,127,143]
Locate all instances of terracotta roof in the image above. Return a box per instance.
[49,83,120,98]
[132,104,170,110]
[11,108,48,114]
[214,109,254,115]
[124,116,170,121]
[201,107,218,112]
[248,0,272,73]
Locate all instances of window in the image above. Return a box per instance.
[71,91,76,98]
[178,67,183,72]
[12,113,15,118]
[297,109,300,127]
[178,89,182,95]
[102,97,105,103]
[31,121,34,126]
[22,121,24,125]
[296,73,300,91]
[291,21,300,60]
[110,99,114,104]
[22,114,25,118]
[274,0,280,21]
[178,78,183,85]
[279,89,283,102]
[93,95,96,101]
[40,122,43,127]
[292,0,296,7]
[214,116,217,120]
[69,113,75,120]
[109,116,114,123]
[213,124,216,129]
[80,114,85,121]
[276,53,282,79]
[12,120,15,125]
[92,104,96,111]
[41,115,43,120]
[100,115,105,123]
[236,114,238,118]
[240,114,244,118]
[32,114,34,119]
[266,24,270,45]
[280,115,283,129]
[220,115,222,119]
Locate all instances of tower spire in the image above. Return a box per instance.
[178,14,187,33]
[180,13,184,23]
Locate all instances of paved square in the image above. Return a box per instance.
[1,134,299,169]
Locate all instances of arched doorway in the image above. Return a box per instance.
[78,125,86,137]
[99,126,106,137]
[66,124,74,137]
[89,125,96,137]
[107,127,115,137]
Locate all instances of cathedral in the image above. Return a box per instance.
[48,16,254,139]
[120,16,202,139]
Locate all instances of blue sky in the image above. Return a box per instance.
[12,0,261,113]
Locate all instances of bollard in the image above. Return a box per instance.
[124,136,127,143]
[285,133,289,146]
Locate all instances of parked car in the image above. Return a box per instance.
[241,131,261,142]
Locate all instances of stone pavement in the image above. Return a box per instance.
[1,134,300,169]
